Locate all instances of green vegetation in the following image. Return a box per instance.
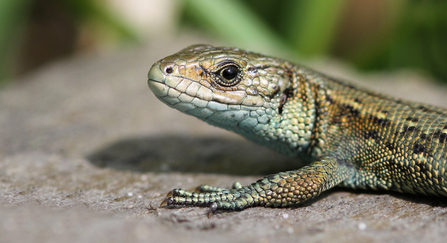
[1,0,446,84]
[182,0,447,82]
[0,0,137,84]
[0,0,32,84]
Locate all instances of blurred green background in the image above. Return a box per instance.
[1,0,446,86]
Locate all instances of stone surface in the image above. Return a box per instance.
[1,35,447,243]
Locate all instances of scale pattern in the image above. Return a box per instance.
[147,45,447,213]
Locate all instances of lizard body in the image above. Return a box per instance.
[147,45,447,212]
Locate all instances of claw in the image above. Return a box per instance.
[160,197,174,207]
[166,190,174,197]
[207,202,218,218]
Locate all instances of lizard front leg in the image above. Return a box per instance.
[160,157,354,214]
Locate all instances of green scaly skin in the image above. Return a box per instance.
[147,45,447,214]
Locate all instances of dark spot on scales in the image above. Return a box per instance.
[326,94,334,104]
[343,83,356,89]
[418,163,428,173]
[385,142,394,150]
[418,105,429,112]
[401,126,417,134]
[199,65,208,76]
[365,130,379,140]
[269,85,280,99]
[394,99,404,104]
[406,117,419,122]
[252,65,272,71]
[440,133,447,143]
[371,116,390,127]
[278,87,294,114]
[407,126,416,132]
[413,143,425,154]
[344,104,359,117]
[388,158,404,170]
[247,67,255,72]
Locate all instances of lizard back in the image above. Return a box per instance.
[314,75,447,196]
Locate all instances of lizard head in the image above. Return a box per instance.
[148,45,312,156]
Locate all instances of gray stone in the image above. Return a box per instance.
[1,35,447,243]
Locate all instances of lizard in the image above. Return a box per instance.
[147,44,447,214]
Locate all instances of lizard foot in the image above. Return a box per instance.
[159,158,351,215]
[159,183,246,208]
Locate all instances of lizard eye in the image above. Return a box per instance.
[221,65,238,80]
[215,64,241,87]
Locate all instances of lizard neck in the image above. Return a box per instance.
[208,65,324,160]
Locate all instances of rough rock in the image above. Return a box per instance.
[1,35,447,243]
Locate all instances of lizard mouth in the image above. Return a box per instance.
[148,78,162,83]
[147,63,171,98]
[147,78,166,95]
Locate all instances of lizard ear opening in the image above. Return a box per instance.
[277,65,296,115]
[278,86,294,114]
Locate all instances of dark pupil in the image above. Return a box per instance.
[221,66,238,80]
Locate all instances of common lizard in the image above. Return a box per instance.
[147,45,447,213]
